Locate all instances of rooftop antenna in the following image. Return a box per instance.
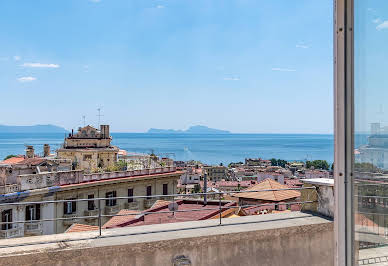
[82,115,86,127]
[97,107,104,127]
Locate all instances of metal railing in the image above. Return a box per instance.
[0,186,317,247]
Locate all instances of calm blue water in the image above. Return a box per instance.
[0,133,335,165]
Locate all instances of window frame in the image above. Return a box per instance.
[106,191,117,207]
[64,199,77,215]
[334,0,354,265]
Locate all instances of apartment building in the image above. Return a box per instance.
[0,167,181,237]
[204,166,229,181]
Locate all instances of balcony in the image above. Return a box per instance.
[0,227,23,239]
[144,199,156,209]
[104,205,120,215]
[24,222,43,236]
[84,209,99,220]
[124,202,139,210]
[62,214,79,226]
[0,184,21,194]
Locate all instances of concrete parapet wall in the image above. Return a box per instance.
[0,212,333,266]
[301,178,334,218]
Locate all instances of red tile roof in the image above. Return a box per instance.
[233,178,300,202]
[284,178,303,188]
[102,209,140,229]
[65,223,99,233]
[0,156,25,165]
[104,200,237,229]
[17,157,45,166]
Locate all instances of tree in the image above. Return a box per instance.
[270,158,288,168]
[354,162,381,173]
[193,184,201,193]
[306,160,330,170]
[3,154,17,160]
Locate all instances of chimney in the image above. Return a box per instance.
[100,125,110,139]
[26,145,34,158]
[43,144,50,157]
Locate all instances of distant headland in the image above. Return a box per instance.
[147,125,230,134]
[0,124,68,133]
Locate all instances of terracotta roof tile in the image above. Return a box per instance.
[151,200,171,209]
[105,200,237,228]
[0,156,25,165]
[17,157,45,166]
[65,223,98,233]
[233,178,300,202]
[103,209,140,229]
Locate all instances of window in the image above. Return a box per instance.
[87,194,95,210]
[146,186,152,199]
[128,188,134,203]
[1,209,12,230]
[64,199,76,214]
[163,184,168,195]
[25,204,40,221]
[106,191,117,206]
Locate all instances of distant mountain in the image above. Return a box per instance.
[147,125,230,134]
[0,124,68,133]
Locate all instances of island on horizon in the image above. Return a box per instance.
[0,124,68,133]
[147,125,231,134]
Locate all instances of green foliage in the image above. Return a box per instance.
[4,154,17,160]
[193,184,201,193]
[306,160,330,170]
[228,162,243,167]
[105,160,127,172]
[354,162,381,173]
[270,158,288,168]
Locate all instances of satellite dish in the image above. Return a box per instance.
[168,202,179,212]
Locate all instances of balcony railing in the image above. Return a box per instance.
[84,209,99,220]
[105,205,120,215]
[24,221,43,235]
[0,184,21,195]
[14,167,178,192]
[144,199,156,209]
[124,201,139,210]
[0,227,23,239]
[0,185,318,246]
[62,214,79,226]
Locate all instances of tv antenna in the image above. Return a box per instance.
[97,107,104,126]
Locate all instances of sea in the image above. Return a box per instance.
[0,133,335,165]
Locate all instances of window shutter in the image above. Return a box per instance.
[72,200,76,213]
[36,204,41,220]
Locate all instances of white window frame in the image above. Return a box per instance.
[334,0,354,265]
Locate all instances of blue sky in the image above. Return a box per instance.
[355,1,388,133]
[0,0,333,133]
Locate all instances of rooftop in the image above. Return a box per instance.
[0,156,25,165]
[233,178,301,201]
[103,199,237,229]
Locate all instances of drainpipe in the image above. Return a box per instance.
[204,173,207,206]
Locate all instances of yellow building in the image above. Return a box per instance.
[57,125,119,173]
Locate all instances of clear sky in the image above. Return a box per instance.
[355,1,388,133]
[0,0,333,133]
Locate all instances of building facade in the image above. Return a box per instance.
[0,167,181,237]
[57,125,119,173]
